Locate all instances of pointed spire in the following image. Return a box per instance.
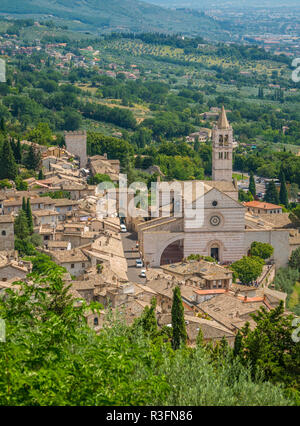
[217,106,230,129]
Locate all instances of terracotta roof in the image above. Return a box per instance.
[244,201,282,210]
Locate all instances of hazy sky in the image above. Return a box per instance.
[140,0,300,8]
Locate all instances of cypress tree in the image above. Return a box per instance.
[279,167,289,207]
[264,181,279,205]
[171,286,187,350]
[25,144,41,171]
[14,209,29,239]
[233,330,243,357]
[0,117,5,132]
[248,171,256,198]
[15,138,22,164]
[0,140,18,180]
[196,327,204,347]
[22,197,26,212]
[26,198,34,235]
[38,169,45,180]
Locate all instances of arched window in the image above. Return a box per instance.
[94,317,99,326]
[224,135,229,146]
[219,135,223,146]
[1,231,6,236]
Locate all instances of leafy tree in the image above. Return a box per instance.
[239,189,254,202]
[88,174,112,185]
[250,242,274,260]
[238,302,300,393]
[26,123,52,146]
[264,180,279,205]
[231,256,264,285]
[15,176,28,191]
[0,258,295,406]
[133,297,158,339]
[171,286,187,350]
[0,140,18,180]
[249,171,256,198]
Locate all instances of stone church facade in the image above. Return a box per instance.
[136,107,298,268]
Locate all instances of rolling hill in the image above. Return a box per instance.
[0,0,224,38]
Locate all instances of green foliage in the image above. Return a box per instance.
[24,144,42,171]
[26,122,53,146]
[15,176,28,191]
[88,173,112,185]
[231,256,264,285]
[40,190,71,199]
[14,209,29,240]
[0,258,296,406]
[279,167,289,207]
[250,242,274,260]
[264,180,280,205]
[88,132,134,168]
[171,286,187,350]
[0,140,18,180]
[26,198,34,235]
[0,179,13,189]
[236,302,300,395]
[289,247,300,271]
[187,254,216,263]
[249,171,256,198]
[238,189,254,202]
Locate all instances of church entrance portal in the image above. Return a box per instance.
[211,247,219,261]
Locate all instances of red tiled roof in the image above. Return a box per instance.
[243,201,282,210]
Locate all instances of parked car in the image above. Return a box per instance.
[120,224,127,233]
[136,259,143,268]
[139,269,146,278]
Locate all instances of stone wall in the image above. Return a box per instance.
[64,131,87,168]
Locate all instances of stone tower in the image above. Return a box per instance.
[64,130,87,168]
[212,106,233,182]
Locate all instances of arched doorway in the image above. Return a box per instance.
[160,239,184,265]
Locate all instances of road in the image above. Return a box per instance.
[121,231,147,284]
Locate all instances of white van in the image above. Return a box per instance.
[120,224,127,233]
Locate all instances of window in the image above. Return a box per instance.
[224,135,229,146]
[71,264,75,269]
[94,317,99,326]
[82,263,85,268]
[1,231,6,236]
[219,135,223,146]
[224,152,229,160]
[219,152,223,159]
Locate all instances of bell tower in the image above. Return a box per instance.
[212,106,233,182]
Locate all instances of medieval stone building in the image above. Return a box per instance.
[136,107,299,268]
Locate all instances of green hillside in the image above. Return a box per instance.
[0,0,224,37]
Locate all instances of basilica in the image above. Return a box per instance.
[135,107,300,268]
